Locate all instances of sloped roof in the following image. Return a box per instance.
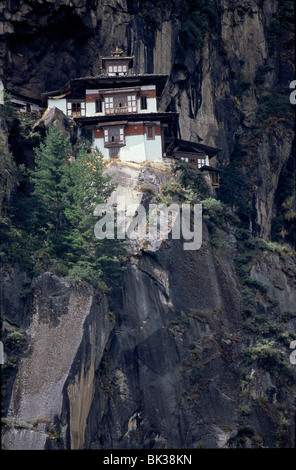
[74,111,178,126]
[173,138,221,157]
[42,74,169,100]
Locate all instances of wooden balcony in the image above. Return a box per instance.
[105,106,137,115]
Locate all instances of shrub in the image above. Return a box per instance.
[178,0,219,51]
[175,161,210,200]
[256,89,290,122]
[191,367,203,382]
[5,329,27,353]
[243,339,288,374]
[139,183,155,194]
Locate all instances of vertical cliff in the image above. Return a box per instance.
[2,270,113,450]
[0,0,294,239]
[1,0,295,450]
[2,162,295,449]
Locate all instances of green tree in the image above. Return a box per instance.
[175,160,210,200]
[0,132,25,262]
[30,127,124,289]
[63,145,123,290]
[0,145,22,218]
[30,126,71,255]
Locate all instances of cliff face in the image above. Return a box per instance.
[0,0,294,239]
[2,162,296,449]
[2,269,112,450]
[1,0,295,450]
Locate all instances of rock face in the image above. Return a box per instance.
[0,0,294,240]
[2,163,296,449]
[2,272,112,450]
[83,229,243,449]
[1,0,295,450]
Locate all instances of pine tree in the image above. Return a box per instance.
[30,127,124,290]
[64,145,123,290]
[0,145,21,218]
[30,125,71,255]
[0,121,25,262]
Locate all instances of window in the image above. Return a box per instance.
[210,171,220,185]
[127,95,137,113]
[105,96,114,114]
[72,103,80,113]
[96,99,102,113]
[105,94,136,114]
[146,125,155,140]
[66,101,85,117]
[141,96,147,110]
[104,126,124,145]
[197,158,206,168]
[109,147,120,158]
[114,95,127,113]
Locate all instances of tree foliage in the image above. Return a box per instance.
[178,0,219,51]
[29,125,71,250]
[0,144,23,218]
[28,126,124,290]
[1,125,124,291]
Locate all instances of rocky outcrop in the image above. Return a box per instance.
[2,272,112,450]
[3,231,295,449]
[2,162,295,449]
[83,228,244,449]
[1,0,295,450]
[1,0,294,240]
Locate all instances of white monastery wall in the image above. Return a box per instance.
[48,98,67,115]
[144,135,163,162]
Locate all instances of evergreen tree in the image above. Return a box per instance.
[0,119,25,263]
[0,145,21,218]
[30,126,124,290]
[64,145,123,290]
[30,126,71,255]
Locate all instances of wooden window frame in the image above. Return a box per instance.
[197,158,206,168]
[210,171,220,185]
[104,126,125,146]
[66,100,85,117]
[105,96,114,114]
[105,94,137,115]
[146,125,155,140]
[109,147,120,158]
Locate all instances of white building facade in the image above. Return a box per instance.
[46,48,176,164]
[44,48,221,180]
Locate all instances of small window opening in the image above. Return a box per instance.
[141,96,147,110]
[96,99,102,113]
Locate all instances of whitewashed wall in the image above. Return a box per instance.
[92,133,161,163]
[86,101,104,116]
[120,135,147,163]
[144,135,163,162]
[92,137,109,158]
[48,98,67,115]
